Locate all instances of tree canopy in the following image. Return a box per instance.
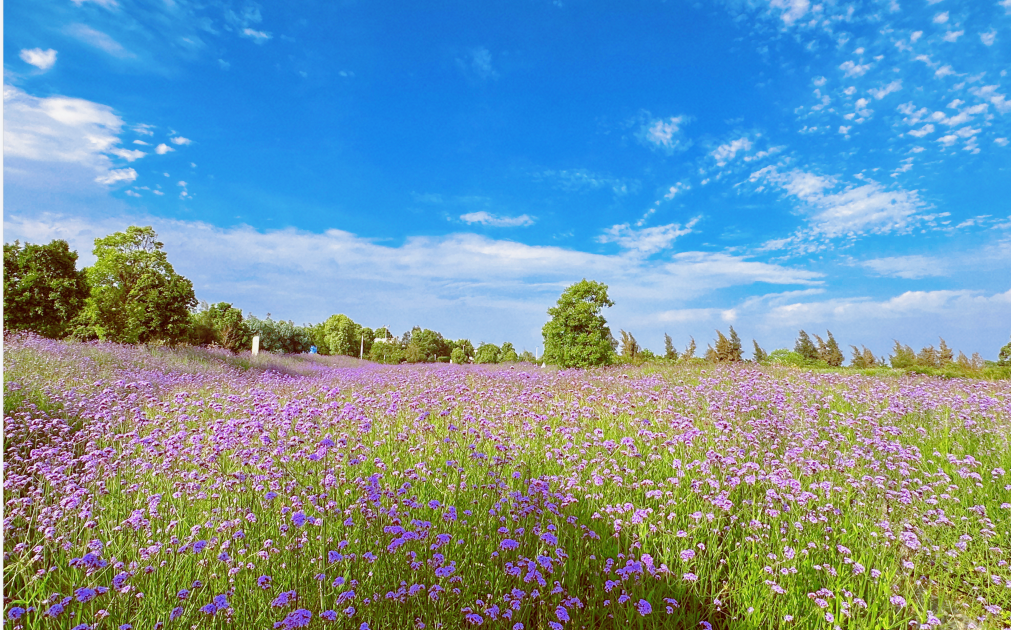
[4,239,89,339]
[541,279,615,368]
[83,226,196,343]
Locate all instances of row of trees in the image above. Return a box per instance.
[5,233,1010,370]
[3,228,534,364]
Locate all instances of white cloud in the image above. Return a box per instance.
[110,148,146,161]
[241,28,272,43]
[869,80,902,100]
[459,211,534,227]
[133,139,150,145]
[935,65,955,78]
[177,180,188,187]
[858,255,947,279]
[981,30,996,46]
[155,143,174,154]
[597,219,698,256]
[840,60,871,78]
[943,30,964,42]
[711,137,753,166]
[933,11,949,23]
[19,48,57,71]
[95,168,137,185]
[768,0,810,25]
[996,138,1009,146]
[170,136,192,145]
[457,47,497,80]
[125,189,141,197]
[751,167,927,245]
[638,115,689,154]
[664,182,689,200]
[67,24,133,58]
[908,123,935,137]
[70,0,118,7]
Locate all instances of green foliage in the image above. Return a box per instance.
[3,239,89,339]
[794,330,819,362]
[1000,334,1011,367]
[518,350,536,363]
[451,339,475,363]
[710,327,743,363]
[768,348,830,368]
[814,331,844,367]
[246,315,312,354]
[682,336,696,360]
[619,330,639,361]
[474,342,501,364]
[368,339,404,364]
[752,340,768,364]
[450,347,467,364]
[500,342,519,362]
[189,302,251,352]
[849,345,879,368]
[664,333,679,361]
[82,226,196,344]
[542,279,616,368]
[322,314,363,357]
[410,327,451,362]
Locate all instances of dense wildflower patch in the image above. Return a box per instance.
[3,334,1011,628]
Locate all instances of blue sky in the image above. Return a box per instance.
[5,0,1011,358]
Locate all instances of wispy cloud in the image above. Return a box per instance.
[636,113,690,154]
[67,24,134,58]
[170,136,193,145]
[19,48,57,72]
[711,137,752,167]
[457,47,497,80]
[534,169,634,195]
[241,28,272,43]
[857,255,948,279]
[459,211,534,227]
[597,219,698,256]
[95,168,137,185]
[155,143,174,154]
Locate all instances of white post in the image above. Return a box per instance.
[252,335,260,356]
[360,332,365,358]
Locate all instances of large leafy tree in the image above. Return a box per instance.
[541,279,616,368]
[4,239,89,338]
[321,314,362,357]
[83,226,196,343]
[474,342,501,364]
[190,302,252,352]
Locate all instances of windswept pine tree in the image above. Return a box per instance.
[683,337,696,360]
[753,340,768,363]
[710,328,743,363]
[664,333,679,361]
[850,345,878,368]
[814,331,844,367]
[795,330,819,362]
[619,330,639,360]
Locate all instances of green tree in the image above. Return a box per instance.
[683,337,696,360]
[83,226,196,343]
[500,342,518,362]
[541,279,616,368]
[518,350,536,363]
[369,338,404,364]
[450,347,467,364]
[619,330,639,361]
[850,345,878,368]
[321,314,362,357]
[889,340,916,369]
[451,339,475,363]
[753,340,768,363]
[247,315,312,354]
[4,239,89,338]
[190,302,251,352]
[474,342,501,364]
[998,335,1011,366]
[664,333,679,361]
[711,328,742,363]
[794,330,818,362]
[411,328,451,362]
[938,338,954,367]
[814,331,844,367]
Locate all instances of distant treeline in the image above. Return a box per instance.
[5,227,1011,372]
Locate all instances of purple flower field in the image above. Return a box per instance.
[4,334,1011,629]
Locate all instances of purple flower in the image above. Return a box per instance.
[343,606,356,617]
[321,610,338,621]
[890,595,907,608]
[258,575,272,589]
[273,609,312,629]
[680,549,695,562]
[45,603,64,618]
[213,594,229,609]
[75,587,98,602]
[193,540,208,553]
[292,511,307,527]
[271,590,298,608]
[113,572,130,589]
[199,604,217,616]
[500,539,519,551]
[177,589,190,600]
[635,599,652,616]
[555,606,570,622]
[170,607,184,621]
[465,613,483,625]
[7,607,26,620]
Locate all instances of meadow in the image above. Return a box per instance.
[3,333,1011,629]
